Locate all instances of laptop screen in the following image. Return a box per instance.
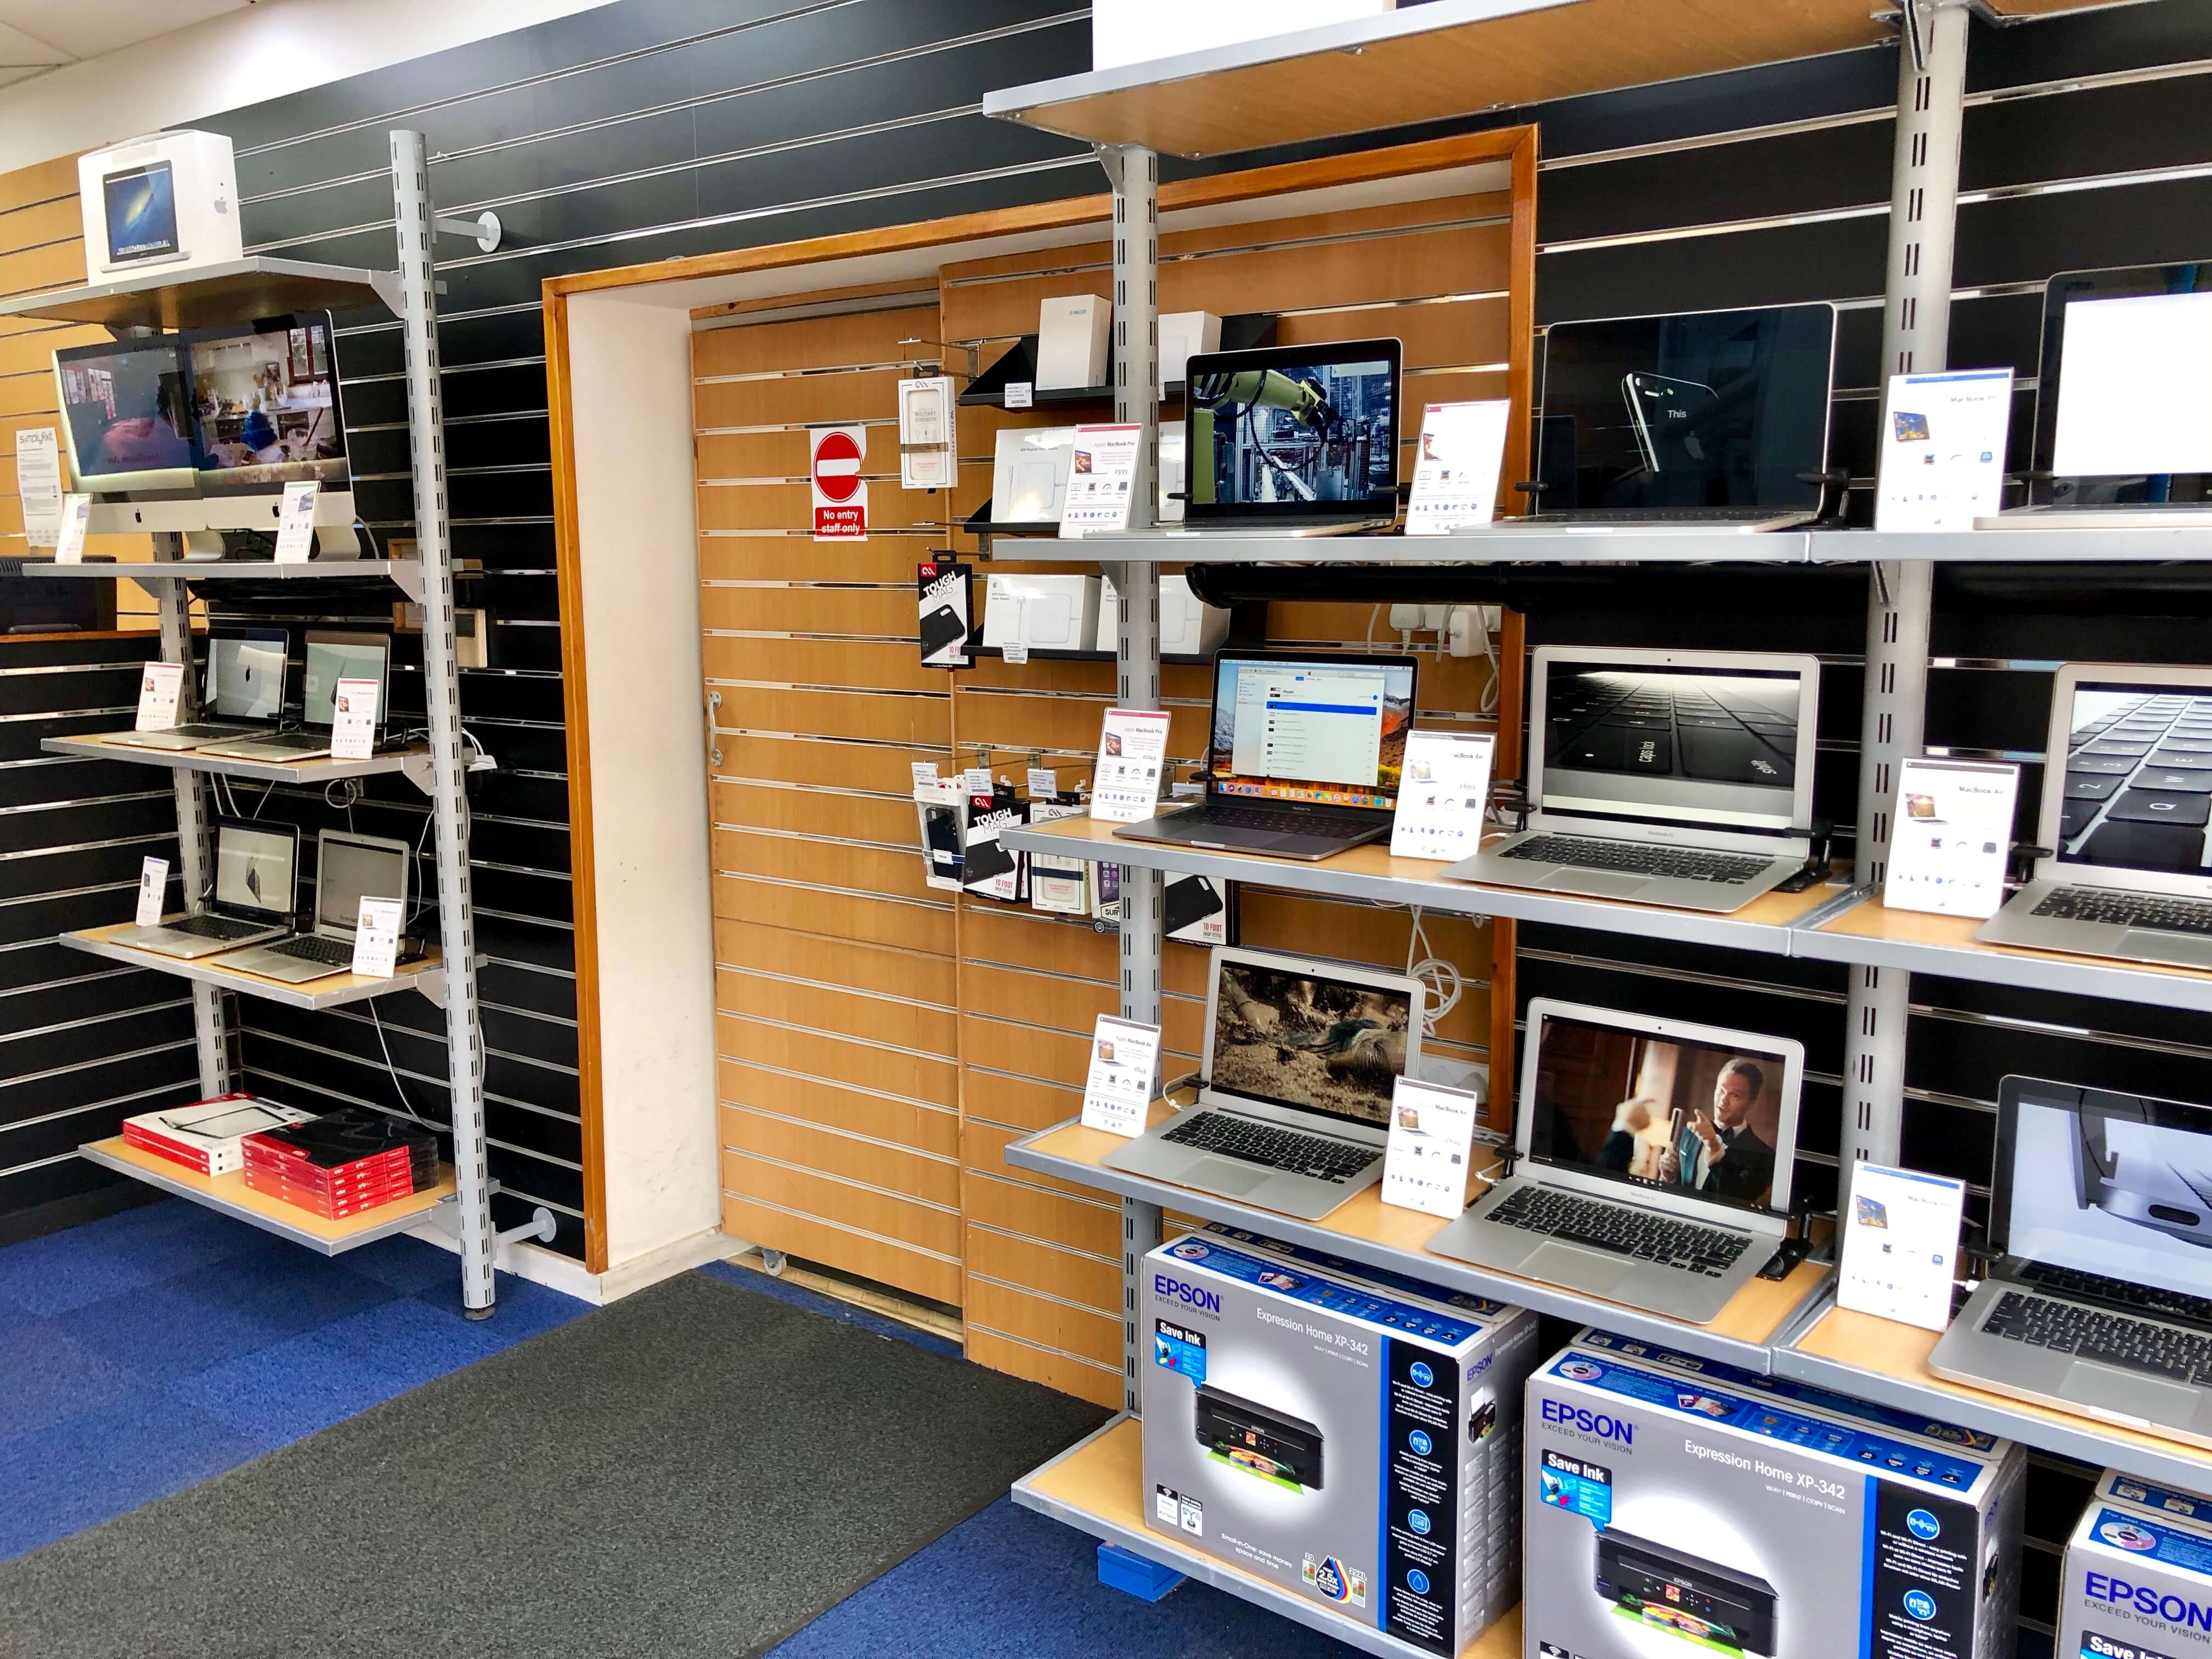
[1187,342,1398,520]
[2036,264,2212,507]
[1997,1077,2212,1302]
[1209,655,1415,812]
[1525,1008,1794,1217]
[302,635,389,730]
[317,837,408,935]
[55,341,194,488]
[214,825,295,918]
[206,633,286,721]
[1206,952,1419,1131]
[2051,677,2212,877]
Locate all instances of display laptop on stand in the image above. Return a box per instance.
[1445,645,1821,911]
[1102,944,1423,1221]
[199,631,389,762]
[1930,1076,2212,1447]
[1980,662,2212,966]
[1114,649,1417,861]
[111,819,298,958]
[217,828,411,983]
[1428,1000,1804,1324]
[103,628,289,751]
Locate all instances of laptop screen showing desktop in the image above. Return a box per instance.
[2038,264,2212,507]
[1525,1008,1794,1217]
[1205,952,1418,1131]
[1209,654,1415,812]
[206,633,287,722]
[214,825,295,917]
[2051,678,2212,877]
[316,837,407,935]
[1186,341,1399,521]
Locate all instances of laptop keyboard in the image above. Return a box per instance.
[1982,1290,2212,1385]
[1199,804,1371,840]
[2016,1260,2212,1327]
[1501,834,1771,884]
[261,935,356,966]
[160,913,269,942]
[2031,887,2212,935]
[1162,1111,1379,1183]
[1489,1186,1750,1277]
[1520,507,1802,526]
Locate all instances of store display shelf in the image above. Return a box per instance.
[43,733,431,787]
[0,256,399,329]
[59,926,448,1012]
[1006,1103,1832,1374]
[1014,1415,1521,1659]
[79,1136,455,1257]
[968,645,1212,666]
[26,558,427,601]
[1775,1300,2212,1491]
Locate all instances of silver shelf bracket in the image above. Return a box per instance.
[435,210,502,252]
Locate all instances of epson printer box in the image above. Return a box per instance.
[2061,1469,2212,1659]
[1527,1329,2024,1658]
[1142,1224,1538,1654]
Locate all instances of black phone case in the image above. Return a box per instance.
[1163,873,1224,935]
[962,834,1017,885]
[919,603,967,658]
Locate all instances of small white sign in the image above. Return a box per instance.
[1081,1014,1161,1137]
[1838,1162,1966,1333]
[1004,381,1034,410]
[1381,1076,1482,1219]
[910,760,939,789]
[53,493,91,564]
[1090,707,1173,823]
[1003,639,1029,665]
[330,677,381,761]
[1059,424,1141,539]
[962,767,992,797]
[1875,369,2014,533]
[134,661,185,731]
[351,895,405,979]
[1406,400,1512,535]
[274,480,320,563]
[1390,731,1496,860]
[1026,766,1058,800]
[135,856,169,928]
[14,426,62,549]
[1884,755,2018,919]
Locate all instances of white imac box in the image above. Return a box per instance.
[79,132,242,278]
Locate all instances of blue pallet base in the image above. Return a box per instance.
[1098,1542,1186,1602]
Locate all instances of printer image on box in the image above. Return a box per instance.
[1593,1527,1779,1655]
[2059,1469,2212,1659]
[1194,1383,1323,1490]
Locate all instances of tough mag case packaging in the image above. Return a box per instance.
[1527,1329,2024,1659]
[1141,1225,1539,1654]
[2058,1469,2212,1659]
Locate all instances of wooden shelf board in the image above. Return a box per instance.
[80,1136,453,1256]
[44,732,426,786]
[61,924,444,1012]
[0,256,394,328]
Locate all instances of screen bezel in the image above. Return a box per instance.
[1205,648,1420,817]
[1183,337,1402,524]
[180,312,349,497]
[103,162,180,263]
[2032,262,2212,508]
[1990,1074,2212,1272]
[1516,997,1803,1225]
[1198,943,1425,1132]
[312,829,411,940]
[2033,662,2212,898]
[204,628,290,724]
[210,817,299,922]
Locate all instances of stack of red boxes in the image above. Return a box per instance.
[242,1107,439,1219]
[123,1094,315,1177]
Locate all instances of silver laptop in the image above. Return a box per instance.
[104,629,290,751]
[216,828,411,982]
[1102,945,1424,1221]
[1979,663,2212,967]
[1428,999,1803,1324]
[199,631,388,762]
[1930,1077,2212,1446]
[1446,645,1820,911]
[111,819,298,958]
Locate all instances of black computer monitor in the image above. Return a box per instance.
[182,313,348,495]
[2033,261,2212,508]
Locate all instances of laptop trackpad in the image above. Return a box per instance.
[1187,1158,1273,1197]
[1546,869,1653,900]
[2064,1360,2200,1426]
[1521,1242,1632,1297]
[2118,928,2212,967]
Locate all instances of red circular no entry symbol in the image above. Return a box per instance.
[813,430,863,503]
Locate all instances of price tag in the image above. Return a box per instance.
[53,493,91,564]
[14,426,61,549]
[962,767,992,797]
[1004,381,1034,409]
[1883,756,2018,919]
[134,662,185,731]
[351,895,405,979]
[1405,400,1512,536]
[1381,1077,1482,1219]
[1081,1014,1160,1137]
[1003,639,1029,665]
[136,857,169,928]
[1089,708,1172,823]
[1058,424,1141,539]
[1390,732,1496,860]
[274,481,319,563]
[909,760,939,789]
[1837,1163,1966,1332]
[329,676,380,760]
[1026,766,1058,800]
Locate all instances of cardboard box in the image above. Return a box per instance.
[2059,1469,2212,1659]
[123,1094,314,1177]
[1159,310,1222,392]
[77,130,242,276]
[1526,1328,2024,1658]
[1036,295,1111,391]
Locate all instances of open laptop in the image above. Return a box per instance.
[1427,999,1804,1324]
[1930,1076,2212,1446]
[1114,650,1417,860]
[1446,645,1820,911]
[1980,663,2212,967]
[198,631,388,762]
[216,828,411,982]
[111,819,298,958]
[1102,944,1423,1221]
[103,628,289,751]
[1177,338,1401,535]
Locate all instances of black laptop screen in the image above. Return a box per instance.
[2052,679,2212,878]
[1207,956,1417,1131]
[1209,655,1415,812]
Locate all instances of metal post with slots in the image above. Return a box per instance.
[156,537,232,1098]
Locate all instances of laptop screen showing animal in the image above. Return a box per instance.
[2052,679,2212,877]
[1525,1011,1792,1216]
[1209,656,1415,812]
[1188,347,1397,517]
[1539,659,1805,834]
[1207,957,1415,1130]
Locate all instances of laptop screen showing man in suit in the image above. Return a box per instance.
[1210,656,1414,812]
[216,825,296,918]
[2052,680,2212,876]
[1208,955,1415,1131]
[208,633,286,721]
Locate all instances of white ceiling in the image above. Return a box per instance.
[0,1,259,93]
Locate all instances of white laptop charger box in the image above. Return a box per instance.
[1159,311,1222,392]
[2059,1470,2212,1659]
[1097,573,1228,658]
[991,427,1079,524]
[1036,295,1111,391]
[983,574,1101,653]
[79,131,242,276]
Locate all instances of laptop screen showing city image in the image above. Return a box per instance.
[206,631,287,722]
[213,823,296,920]
[315,834,409,938]
[1207,653,1417,814]
[1203,949,1421,1132]
[2036,263,2212,507]
[1184,340,1400,523]
[301,634,390,733]
[2047,675,2212,883]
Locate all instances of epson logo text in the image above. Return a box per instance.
[2086,1572,2212,1632]
[1541,1398,1635,1446]
[1153,1274,1222,1313]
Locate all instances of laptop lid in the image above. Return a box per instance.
[1184,338,1401,525]
[1993,1075,2212,1292]
[1199,944,1424,1137]
[1515,998,1803,1233]
[1205,650,1419,821]
[301,631,390,736]
[2033,262,2212,509]
[1535,302,1837,512]
[1526,645,1820,856]
[310,829,411,943]
[210,818,299,924]
[204,629,289,725]
[2032,663,2212,899]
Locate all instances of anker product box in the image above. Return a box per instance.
[2059,1469,2212,1659]
[1527,1329,2024,1659]
[1142,1225,1538,1655]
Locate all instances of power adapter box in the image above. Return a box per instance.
[1527,1329,2024,1659]
[1142,1225,1538,1654]
[2060,1469,2212,1659]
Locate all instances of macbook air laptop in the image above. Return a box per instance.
[1176,338,1401,535]
[1102,945,1423,1221]
[216,828,411,982]
[1114,650,1417,860]
[199,630,388,761]
[104,628,288,751]
[1930,1076,2212,1446]
[1979,663,2212,966]
[1446,645,1820,911]
[1427,999,1804,1324]
[111,818,297,958]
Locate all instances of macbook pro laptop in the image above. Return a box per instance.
[199,631,388,762]
[1114,650,1417,860]
[103,628,289,751]
[1102,944,1423,1221]
[111,818,298,958]
[217,828,411,982]
[1930,1076,2212,1446]
[1176,338,1401,535]
[1427,999,1804,1324]
[1446,645,1820,911]
[1980,663,2212,967]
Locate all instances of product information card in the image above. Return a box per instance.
[1390,731,1496,860]
[1081,1014,1161,1138]
[351,896,405,980]
[1381,1076,1482,1218]
[1838,1161,1966,1331]
[53,493,90,565]
[1884,755,2019,919]
[136,857,169,928]
[275,480,320,563]
[329,677,381,761]
[1405,400,1511,535]
[13,426,60,549]
[1090,707,1172,822]
[1875,369,2014,532]
[135,662,185,731]
[1059,424,1141,538]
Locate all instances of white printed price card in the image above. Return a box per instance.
[53,493,91,564]
[1390,732,1496,860]
[1875,369,2013,533]
[275,480,320,563]
[135,662,185,731]
[329,677,381,760]
[14,426,61,548]
[1838,1163,1966,1331]
[351,896,405,979]
[1058,424,1140,538]
[1090,707,1172,823]
[1884,755,2018,919]
[1381,1077,1482,1218]
[135,857,169,928]
[1405,400,1511,535]
[1081,1014,1161,1138]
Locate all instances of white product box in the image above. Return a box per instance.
[1097,572,1228,658]
[1036,295,1111,391]
[991,427,1079,524]
[1159,427,1187,522]
[984,574,1102,653]
[78,131,242,276]
[1158,311,1222,392]
[2059,1469,2212,1659]
[1093,1,1395,71]
[123,1094,316,1177]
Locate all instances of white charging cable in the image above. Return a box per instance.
[1404,906,1463,1038]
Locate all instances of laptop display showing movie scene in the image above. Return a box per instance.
[1526,1009,1791,1214]
[186,315,347,494]
[2035,263,2212,508]
[2053,680,2212,874]
[1208,956,1415,1130]
[1536,304,1835,511]
[1208,656,1415,812]
[1187,341,1398,519]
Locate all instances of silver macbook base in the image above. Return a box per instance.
[1931,1077,2212,1447]
[217,828,411,983]
[1102,945,1423,1221]
[112,819,297,958]
[1979,663,2212,967]
[1446,645,1820,911]
[1428,999,1803,1324]
[104,628,288,751]
[200,630,388,763]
